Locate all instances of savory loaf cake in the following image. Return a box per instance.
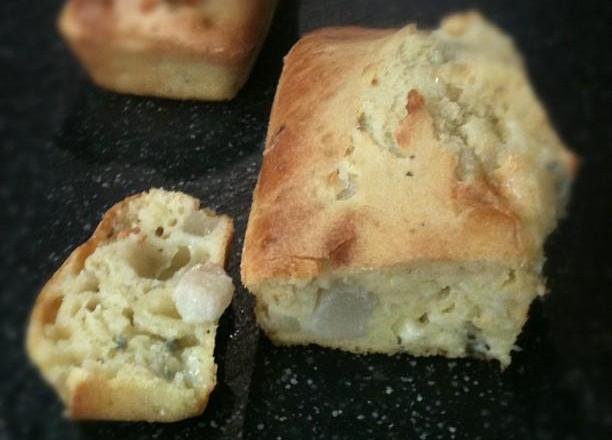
[241,12,576,366]
[26,189,234,421]
[58,0,277,100]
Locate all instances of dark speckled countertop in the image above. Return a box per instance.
[1,1,612,439]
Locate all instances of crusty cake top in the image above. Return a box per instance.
[61,0,276,64]
[242,12,575,286]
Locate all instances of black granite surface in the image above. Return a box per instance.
[1,1,611,439]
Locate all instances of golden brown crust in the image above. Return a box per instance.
[61,0,275,65]
[26,190,233,421]
[241,26,534,287]
[58,0,277,99]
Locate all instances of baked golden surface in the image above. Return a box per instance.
[241,13,576,366]
[59,0,277,100]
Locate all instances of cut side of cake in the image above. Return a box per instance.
[27,189,234,421]
[241,13,576,367]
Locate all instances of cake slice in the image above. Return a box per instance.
[26,189,234,421]
[241,13,576,366]
[58,0,277,100]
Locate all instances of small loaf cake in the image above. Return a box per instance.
[27,189,234,421]
[58,0,277,100]
[241,12,576,366]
